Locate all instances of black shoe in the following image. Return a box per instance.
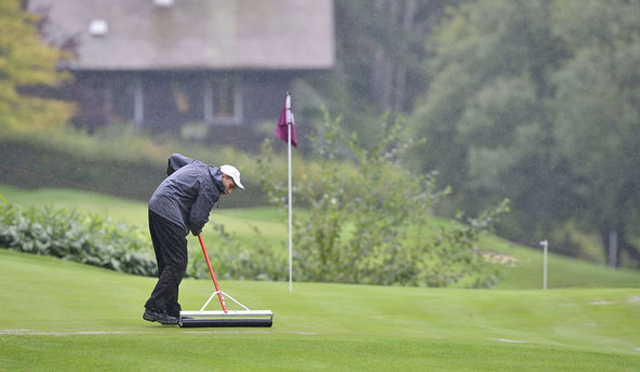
[143,308,179,325]
[167,304,182,318]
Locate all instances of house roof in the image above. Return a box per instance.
[27,0,335,71]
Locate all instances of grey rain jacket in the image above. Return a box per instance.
[148,153,226,236]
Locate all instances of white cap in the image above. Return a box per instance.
[220,164,244,189]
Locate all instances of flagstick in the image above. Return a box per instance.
[286,92,293,293]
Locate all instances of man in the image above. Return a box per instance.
[143,153,244,325]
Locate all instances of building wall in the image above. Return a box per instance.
[69,70,295,150]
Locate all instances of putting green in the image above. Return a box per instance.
[1,249,639,371]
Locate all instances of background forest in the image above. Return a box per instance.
[320,0,640,269]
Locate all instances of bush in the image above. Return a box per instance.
[258,111,509,288]
[0,129,267,207]
[0,130,166,201]
[186,224,287,282]
[0,197,157,276]
[0,197,286,281]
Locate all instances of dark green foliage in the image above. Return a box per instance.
[0,136,164,201]
[315,0,461,148]
[0,197,157,276]
[408,0,640,267]
[0,133,264,207]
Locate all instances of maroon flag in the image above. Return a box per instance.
[275,93,297,147]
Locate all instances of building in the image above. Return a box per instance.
[27,0,335,148]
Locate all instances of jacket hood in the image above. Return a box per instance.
[209,166,226,194]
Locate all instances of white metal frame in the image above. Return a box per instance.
[180,291,273,319]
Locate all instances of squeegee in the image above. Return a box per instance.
[178,234,274,328]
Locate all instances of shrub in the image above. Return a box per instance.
[0,197,158,276]
[0,129,267,207]
[0,196,286,281]
[258,111,509,288]
[186,224,287,282]
[0,130,166,201]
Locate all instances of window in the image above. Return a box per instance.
[108,78,137,125]
[204,77,241,125]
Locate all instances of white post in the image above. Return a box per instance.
[286,92,293,293]
[540,240,548,290]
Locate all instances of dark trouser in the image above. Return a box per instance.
[144,210,188,317]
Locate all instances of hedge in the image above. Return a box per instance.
[0,133,266,207]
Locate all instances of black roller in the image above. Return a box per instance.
[179,317,273,328]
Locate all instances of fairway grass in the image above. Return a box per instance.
[1,250,639,371]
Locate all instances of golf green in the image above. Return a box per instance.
[1,249,638,371]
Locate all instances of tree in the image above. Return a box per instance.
[0,0,73,134]
[312,0,460,149]
[408,0,640,267]
[409,0,570,231]
[550,0,640,265]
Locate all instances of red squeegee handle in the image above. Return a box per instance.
[197,234,227,313]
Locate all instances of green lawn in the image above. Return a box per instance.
[1,185,640,370]
[0,249,639,371]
